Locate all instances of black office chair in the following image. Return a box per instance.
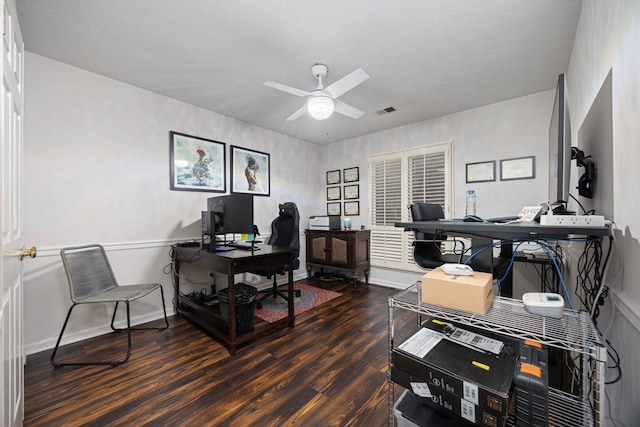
[254,202,301,309]
[409,203,467,269]
[410,203,511,280]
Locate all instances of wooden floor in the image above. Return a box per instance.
[24,278,413,427]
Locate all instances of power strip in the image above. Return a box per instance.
[539,214,605,227]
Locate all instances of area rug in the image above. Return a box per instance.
[254,283,342,323]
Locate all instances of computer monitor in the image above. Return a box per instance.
[548,73,572,209]
[206,194,254,235]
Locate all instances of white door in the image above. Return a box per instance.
[1,0,27,425]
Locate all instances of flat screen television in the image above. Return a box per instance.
[548,74,572,208]
[206,194,254,235]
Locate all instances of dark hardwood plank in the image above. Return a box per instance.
[24,279,414,427]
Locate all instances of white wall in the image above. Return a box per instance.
[320,90,553,288]
[23,53,320,353]
[22,53,554,353]
[566,0,640,424]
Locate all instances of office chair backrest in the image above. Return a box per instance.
[267,202,300,253]
[61,244,118,303]
[409,203,447,242]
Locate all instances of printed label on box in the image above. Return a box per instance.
[463,380,479,405]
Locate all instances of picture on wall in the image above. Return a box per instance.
[327,186,341,201]
[326,170,341,185]
[344,201,360,216]
[170,131,226,192]
[231,146,270,196]
[343,166,359,183]
[327,202,341,216]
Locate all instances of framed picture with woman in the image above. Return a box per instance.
[230,146,270,196]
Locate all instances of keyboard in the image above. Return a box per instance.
[487,216,520,223]
[226,242,259,250]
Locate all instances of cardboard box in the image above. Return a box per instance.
[392,317,518,418]
[421,267,494,314]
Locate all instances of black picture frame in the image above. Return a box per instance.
[169,131,226,192]
[230,145,270,196]
[500,156,536,181]
[327,202,341,216]
[343,184,359,200]
[465,160,496,183]
[326,170,341,185]
[344,201,360,216]
[327,186,341,201]
[343,166,359,183]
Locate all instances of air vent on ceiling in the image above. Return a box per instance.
[376,106,396,115]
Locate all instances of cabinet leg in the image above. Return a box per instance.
[365,270,369,286]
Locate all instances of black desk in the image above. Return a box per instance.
[172,244,295,355]
[396,220,612,297]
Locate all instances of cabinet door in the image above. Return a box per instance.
[328,234,350,267]
[308,234,330,264]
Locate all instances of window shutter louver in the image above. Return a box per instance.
[368,142,452,272]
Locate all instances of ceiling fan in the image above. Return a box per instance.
[264,64,369,121]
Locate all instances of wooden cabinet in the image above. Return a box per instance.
[305,229,370,286]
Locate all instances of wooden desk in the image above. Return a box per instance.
[396,220,611,297]
[172,244,295,355]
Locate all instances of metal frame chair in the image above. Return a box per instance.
[51,244,169,367]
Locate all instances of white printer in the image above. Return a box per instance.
[309,215,341,230]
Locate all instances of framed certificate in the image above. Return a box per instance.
[327,202,341,216]
[465,161,496,183]
[343,184,359,200]
[327,186,341,201]
[500,156,535,181]
[326,170,341,185]
[344,201,360,216]
[343,166,359,183]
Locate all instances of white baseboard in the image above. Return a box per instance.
[612,289,640,332]
[25,307,175,356]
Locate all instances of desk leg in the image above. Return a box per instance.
[498,241,513,298]
[227,265,237,355]
[173,256,181,314]
[287,255,295,328]
[469,236,513,298]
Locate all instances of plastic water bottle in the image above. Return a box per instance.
[466,190,476,216]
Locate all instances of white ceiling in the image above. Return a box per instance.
[16,0,582,145]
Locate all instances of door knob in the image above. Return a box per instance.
[19,246,37,260]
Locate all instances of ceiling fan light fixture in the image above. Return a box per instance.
[307,95,334,120]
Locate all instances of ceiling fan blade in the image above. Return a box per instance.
[286,104,308,121]
[324,68,369,99]
[334,99,365,119]
[264,81,310,98]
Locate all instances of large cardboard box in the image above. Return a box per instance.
[421,267,494,314]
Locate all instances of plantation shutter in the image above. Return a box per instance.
[368,141,452,272]
[369,156,404,269]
